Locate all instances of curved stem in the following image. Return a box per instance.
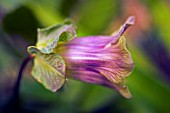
[12,55,34,101]
[2,55,34,112]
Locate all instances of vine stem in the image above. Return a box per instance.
[12,54,35,102]
[2,55,35,112]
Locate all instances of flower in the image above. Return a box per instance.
[28,16,135,98]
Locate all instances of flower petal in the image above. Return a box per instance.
[68,67,132,98]
[36,21,76,54]
[97,36,134,84]
[55,16,135,98]
[59,16,135,50]
[28,46,66,92]
[111,16,135,37]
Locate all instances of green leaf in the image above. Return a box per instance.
[36,21,76,53]
[28,46,66,92]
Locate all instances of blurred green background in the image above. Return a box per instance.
[0,0,170,113]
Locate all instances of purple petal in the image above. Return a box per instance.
[69,67,132,98]
[54,16,135,98]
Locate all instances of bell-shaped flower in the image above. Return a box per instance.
[28,16,135,98]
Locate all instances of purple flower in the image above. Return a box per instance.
[53,16,135,98]
[28,16,134,98]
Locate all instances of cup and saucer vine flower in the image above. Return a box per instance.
[27,16,135,98]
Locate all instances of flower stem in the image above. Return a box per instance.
[2,55,34,112]
[12,55,34,101]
